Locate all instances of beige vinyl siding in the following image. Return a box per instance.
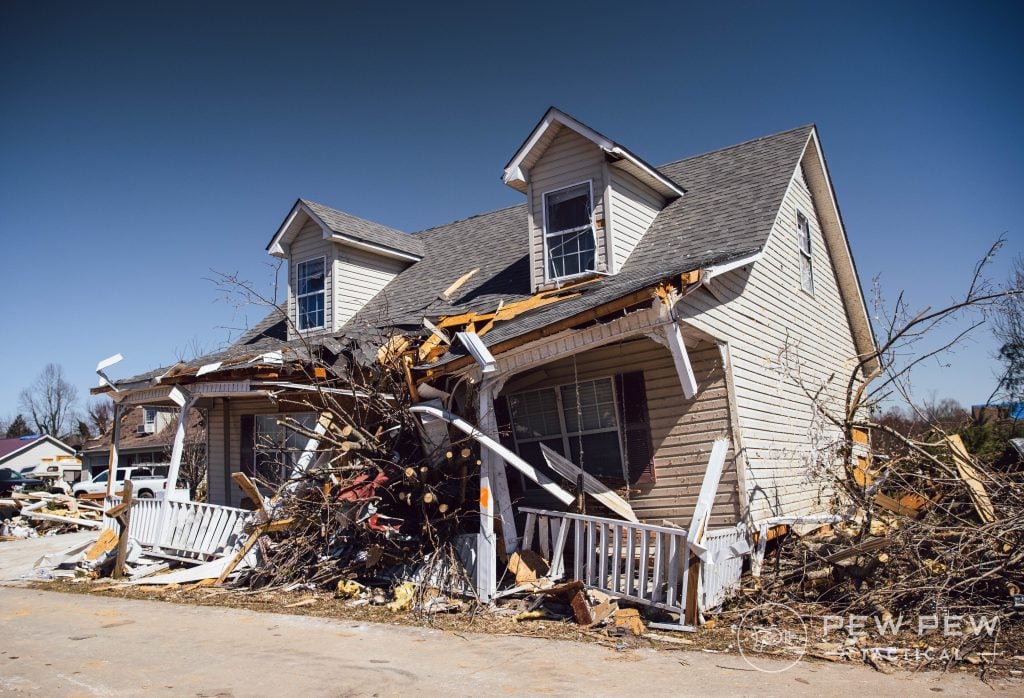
[500,337,740,528]
[608,169,664,273]
[286,218,334,340]
[333,247,407,329]
[206,399,228,506]
[527,127,607,290]
[675,159,858,523]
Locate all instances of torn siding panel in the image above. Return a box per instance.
[674,165,858,522]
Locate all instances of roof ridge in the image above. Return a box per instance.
[657,123,814,169]
[412,201,527,237]
[300,198,409,234]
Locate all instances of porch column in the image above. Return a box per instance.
[165,386,197,501]
[478,379,518,554]
[106,402,123,497]
[664,322,698,399]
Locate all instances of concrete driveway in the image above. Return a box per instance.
[0,586,1013,697]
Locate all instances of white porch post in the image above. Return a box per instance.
[157,386,195,546]
[664,322,698,399]
[478,379,518,555]
[106,402,123,497]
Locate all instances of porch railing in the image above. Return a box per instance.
[700,525,746,611]
[103,496,250,561]
[519,507,693,629]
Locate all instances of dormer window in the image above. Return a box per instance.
[296,257,326,330]
[544,182,596,280]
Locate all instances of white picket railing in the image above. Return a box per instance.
[519,507,693,629]
[103,496,250,560]
[700,525,746,611]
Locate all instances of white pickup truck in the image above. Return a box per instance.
[72,465,171,499]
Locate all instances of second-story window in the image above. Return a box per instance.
[544,182,596,280]
[296,257,325,330]
[797,211,814,295]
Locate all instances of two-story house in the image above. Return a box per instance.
[95,108,875,611]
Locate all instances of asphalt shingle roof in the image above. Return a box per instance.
[301,199,425,258]
[115,124,813,385]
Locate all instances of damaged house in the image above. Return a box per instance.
[92,109,874,625]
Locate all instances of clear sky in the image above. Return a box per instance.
[1,1,1021,422]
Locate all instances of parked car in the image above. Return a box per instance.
[72,465,170,499]
[0,467,45,496]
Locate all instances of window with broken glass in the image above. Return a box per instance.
[797,211,814,295]
[543,182,596,280]
[296,257,325,330]
[508,377,624,480]
[254,413,316,485]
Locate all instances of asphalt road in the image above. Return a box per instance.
[0,585,1013,697]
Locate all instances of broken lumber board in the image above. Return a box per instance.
[946,435,995,524]
[129,562,170,580]
[133,556,243,585]
[440,267,479,299]
[539,444,638,523]
[874,492,921,518]
[85,529,119,561]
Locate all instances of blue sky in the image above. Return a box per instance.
[1,1,1021,422]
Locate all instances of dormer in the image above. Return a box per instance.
[503,108,684,291]
[267,199,423,339]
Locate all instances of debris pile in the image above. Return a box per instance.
[1,492,104,540]
[740,433,1024,665]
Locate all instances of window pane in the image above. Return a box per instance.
[510,389,560,439]
[517,438,565,472]
[298,293,324,329]
[560,379,617,433]
[567,433,623,479]
[546,185,590,233]
[297,258,325,295]
[546,228,596,279]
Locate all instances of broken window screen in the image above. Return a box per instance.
[296,257,325,330]
[797,212,814,295]
[544,183,596,279]
[509,377,624,480]
[254,413,316,485]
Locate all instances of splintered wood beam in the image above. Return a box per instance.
[441,268,479,299]
[231,472,267,515]
[417,334,445,362]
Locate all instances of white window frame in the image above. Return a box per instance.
[542,180,598,282]
[295,256,327,331]
[797,211,814,296]
[508,375,627,483]
[143,407,157,429]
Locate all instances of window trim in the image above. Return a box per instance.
[507,374,627,483]
[796,210,814,296]
[143,407,157,429]
[541,180,598,283]
[294,255,327,332]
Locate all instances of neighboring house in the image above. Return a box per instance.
[80,406,203,477]
[0,434,77,473]
[94,108,875,603]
